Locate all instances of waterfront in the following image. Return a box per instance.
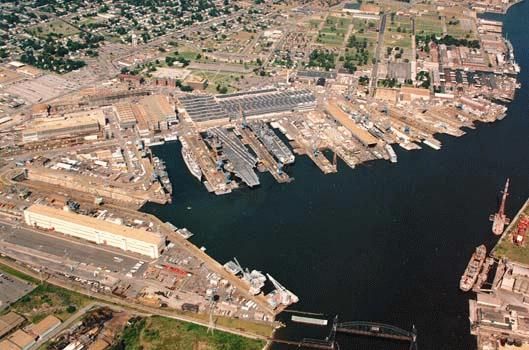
[142,3,529,349]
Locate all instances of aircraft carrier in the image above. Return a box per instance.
[248,121,295,165]
[208,127,260,187]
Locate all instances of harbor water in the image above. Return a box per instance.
[142,3,529,349]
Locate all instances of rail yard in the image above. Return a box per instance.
[0,0,522,347]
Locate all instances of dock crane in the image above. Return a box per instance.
[490,178,511,235]
[266,273,299,306]
[514,215,529,245]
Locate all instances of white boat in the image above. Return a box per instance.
[164,134,178,142]
[181,140,202,181]
[423,139,441,150]
[385,144,397,163]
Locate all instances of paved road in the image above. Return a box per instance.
[28,302,109,350]
[370,13,387,96]
[0,219,143,274]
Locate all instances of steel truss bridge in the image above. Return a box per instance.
[270,316,418,349]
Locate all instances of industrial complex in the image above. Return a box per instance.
[23,204,165,259]
[0,0,523,348]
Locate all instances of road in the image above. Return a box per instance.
[28,302,103,350]
[0,258,271,342]
[370,13,387,96]
[0,221,143,273]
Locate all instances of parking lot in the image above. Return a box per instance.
[0,271,34,310]
[0,225,145,275]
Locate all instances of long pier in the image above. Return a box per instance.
[238,126,292,184]
[268,338,335,349]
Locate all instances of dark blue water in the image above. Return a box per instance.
[142,3,529,349]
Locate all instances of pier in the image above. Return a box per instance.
[238,125,292,184]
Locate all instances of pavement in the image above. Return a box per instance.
[0,269,35,311]
[0,219,144,274]
[370,13,387,96]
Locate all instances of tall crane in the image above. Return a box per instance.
[266,273,299,306]
[490,178,511,235]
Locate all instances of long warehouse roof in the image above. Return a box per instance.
[325,102,379,147]
[26,204,163,245]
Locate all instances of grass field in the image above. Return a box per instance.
[387,14,413,34]
[308,19,322,30]
[348,18,378,65]
[5,283,92,323]
[29,20,80,38]
[0,262,39,284]
[112,316,266,350]
[446,18,477,39]
[493,200,529,265]
[317,16,351,47]
[415,14,444,36]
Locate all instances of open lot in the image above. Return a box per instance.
[415,14,444,36]
[0,68,24,85]
[28,19,80,39]
[317,15,351,47]
[4,75,80,104]
[7,283,91,323]
[493,200,529,265]
[116,316,265,350]
[446,18,477,39]
[385,14,413,49]
[0,269,35,311]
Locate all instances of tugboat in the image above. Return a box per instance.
[460,245,487,292]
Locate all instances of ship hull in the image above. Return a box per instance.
[181,144,202,181]
[460,245,487,292]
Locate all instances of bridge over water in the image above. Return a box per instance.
[270,316,418,349]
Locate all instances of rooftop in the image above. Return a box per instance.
[8,329,35,348]
[25,205,164,246]
[27,315,61,337]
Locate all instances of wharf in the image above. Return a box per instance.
[238,126,292,184]
[248,121,295,165]
[209,127,260,188]
[180,132,232,195]
[277,120,337,174]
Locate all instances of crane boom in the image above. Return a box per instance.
[499,178,510,216]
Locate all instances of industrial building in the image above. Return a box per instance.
[22,109,105,143]
[325,102,379,147]
[4,330,35,350]
[139,95,177,130]
[177,89,316,125]
[113,103,137,129]
[26,315,61,340]
[0,313,25,338]
[23,204,165,259]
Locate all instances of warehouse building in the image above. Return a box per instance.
[23,205,165,259]
[25,315,61,340]
[22,109,105,143]
[326,102,379,147]
[0,312,25,338]
[3,330,36,350]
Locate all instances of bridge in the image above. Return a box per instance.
[269,317,417,349]
[336,321,417,349]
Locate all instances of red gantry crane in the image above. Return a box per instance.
[513,215,529,245]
